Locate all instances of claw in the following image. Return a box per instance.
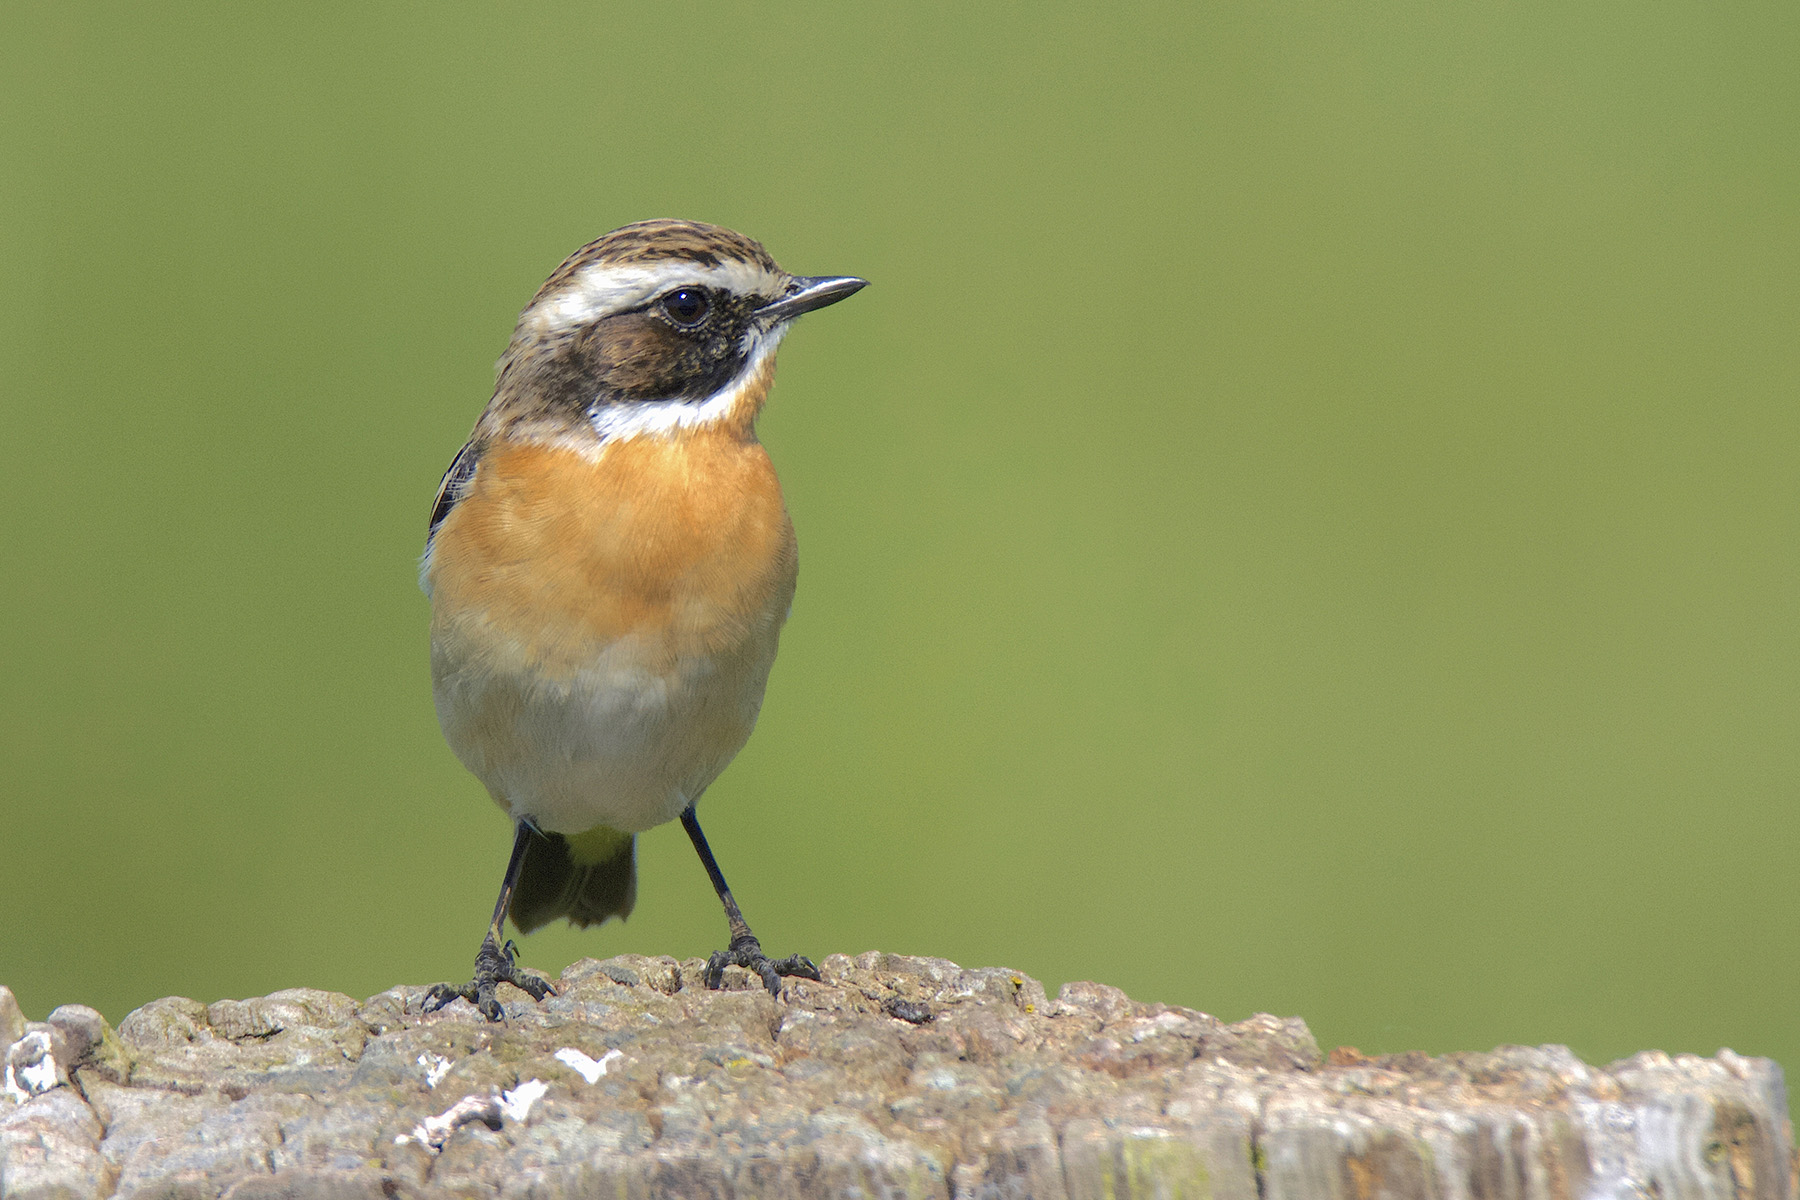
[422,933,555,1022]
[703,936,822,996]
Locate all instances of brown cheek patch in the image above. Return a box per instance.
[587,314,739,404]
[587,315,682,397]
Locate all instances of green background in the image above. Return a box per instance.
[2,2,1795,1075]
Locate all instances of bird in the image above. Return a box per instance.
[418,219,866,1021]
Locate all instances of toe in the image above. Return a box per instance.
[421,983,467,1014]
[774,955,820,981]
[507,971,556,1002]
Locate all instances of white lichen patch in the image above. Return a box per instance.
[394,1076,550,1152]
[1127,1012,1193,1042]
[394,1092,500,1152]
[555,1046,622,1083]
[3,1031,58,1103]
[417,1053,453,1088]
[499,1078,548,1122]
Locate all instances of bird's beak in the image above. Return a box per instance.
[757,275,868,325]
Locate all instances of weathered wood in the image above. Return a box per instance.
[1,955,1791,1199]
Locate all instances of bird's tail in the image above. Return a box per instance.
[508,824,638,934]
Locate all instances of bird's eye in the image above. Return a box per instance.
[660,287,711,327]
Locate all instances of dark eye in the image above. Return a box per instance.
[660,287,711,327]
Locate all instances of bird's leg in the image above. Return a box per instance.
[422,821,556,1021]
[680,805,820,995]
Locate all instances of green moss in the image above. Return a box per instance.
[1117,1133,1212,1200]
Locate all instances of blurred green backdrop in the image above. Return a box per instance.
[2,2,1795,1074]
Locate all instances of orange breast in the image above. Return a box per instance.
[427,431,797,679]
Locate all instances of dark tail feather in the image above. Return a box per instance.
[508,825,638,935]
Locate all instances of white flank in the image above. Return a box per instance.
[555,1046,623,1083]
[532,258,783,333]
[587,326,787,445]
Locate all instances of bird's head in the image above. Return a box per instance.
[485,219,866,446]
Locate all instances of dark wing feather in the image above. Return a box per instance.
[426,439,482,549]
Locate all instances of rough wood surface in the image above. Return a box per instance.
[1,953,1791,1199]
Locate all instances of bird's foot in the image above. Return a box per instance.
[705,935,821,996]
[422,934,555,1022]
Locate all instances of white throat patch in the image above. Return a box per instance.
[587,327,786,445]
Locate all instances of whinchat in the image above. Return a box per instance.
[419,220,865,1019]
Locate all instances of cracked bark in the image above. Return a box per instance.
[0,959,1792,1200]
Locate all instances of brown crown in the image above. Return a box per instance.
[530,220,781,306]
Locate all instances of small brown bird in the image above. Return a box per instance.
[419,220,866,1019]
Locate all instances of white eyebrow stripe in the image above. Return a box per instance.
[531,259,783,331]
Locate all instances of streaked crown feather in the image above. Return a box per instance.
[531,220,780,304]
[525,220,788,334]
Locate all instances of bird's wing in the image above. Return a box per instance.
[427,438,483,549]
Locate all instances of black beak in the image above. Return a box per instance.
[757,275,868,324]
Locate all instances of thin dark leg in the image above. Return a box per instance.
[681,805,820,995]
[422,821,556,1021]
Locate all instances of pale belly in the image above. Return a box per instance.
[431,619,782,834]
[422,432,797,833]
